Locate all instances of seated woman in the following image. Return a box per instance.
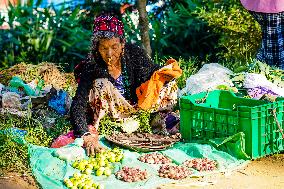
[70,15,181,156]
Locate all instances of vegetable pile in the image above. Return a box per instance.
[64,172,103,189]
[158,165,192,180]
[138,153,172,164]
[98,110,152,136]
[72,148,124,176]
[183,158,217,171]
[115,166,148,182]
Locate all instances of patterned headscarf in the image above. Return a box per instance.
[93,15,124,36]
[90,15,125,56]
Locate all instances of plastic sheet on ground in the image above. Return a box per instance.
[28,137,248,189]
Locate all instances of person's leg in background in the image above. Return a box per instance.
[250,11,284,69]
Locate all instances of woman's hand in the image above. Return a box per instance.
[83,134,105,156]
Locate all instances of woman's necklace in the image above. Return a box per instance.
[121,61,131,101]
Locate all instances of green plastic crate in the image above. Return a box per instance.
[180,90,284,159]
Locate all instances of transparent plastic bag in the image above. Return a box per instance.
[179,63,233,96]
[53,138,85,161]
[2,92,21,109]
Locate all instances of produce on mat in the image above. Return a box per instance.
[158,165,192,180]
[98,110,152,136]
[115,166,148,182]
[64,173,104,189]
[72,148,124,176]
[138,153,172,164]
[183,158,217,171]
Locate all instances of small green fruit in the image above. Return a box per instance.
[73,172,81,179]
[115,155,123,162]
[86,164,93,170]
[109,156,115,163]
[78,162,86,171]
[104,168,112,176]
[98,159,105,167]
[85,168,92,175]
[72,161,78,168]
[63,178,70,184]
[66,181,73,188]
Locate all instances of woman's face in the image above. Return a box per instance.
[98,37,124,66]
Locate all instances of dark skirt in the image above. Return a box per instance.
[250,11,284,69]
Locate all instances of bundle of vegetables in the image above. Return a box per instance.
[98,116,122,136]
[72,148,124,176]
[64,172,103,189]
[0,62,77,97]
[99,110,152,136]
[158,165,192,180]
[115,166,148,182]
[0,63,30,85]
[232,60,284,90]
[0,112,62,174]
[138,153,172,164]
[183,158,217,171]
[248,61,284,88]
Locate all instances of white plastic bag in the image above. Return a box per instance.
[179,63,234,96]
[53,138,85,161]
[2,92,21,109]
[243,73,284,97]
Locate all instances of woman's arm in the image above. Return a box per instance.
[70,63,98,137]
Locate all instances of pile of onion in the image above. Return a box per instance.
[138,153,172,164]
[158,165,192,180]
[115,166,148,182]
[183,158,217,171]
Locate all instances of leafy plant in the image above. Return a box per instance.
[176,57,200,89]
[148,0,219,60]
[196,0,261,63]
[0,0,91,71]
[0,110,70,175]
[44,116,72,140]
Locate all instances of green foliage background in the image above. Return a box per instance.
[0,0,264,177]
[0,0,262,70]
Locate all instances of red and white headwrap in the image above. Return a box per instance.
[93,15,124,36]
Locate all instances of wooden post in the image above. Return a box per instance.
[137,0,152,57]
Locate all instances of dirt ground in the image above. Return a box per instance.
[0,154,283,189]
